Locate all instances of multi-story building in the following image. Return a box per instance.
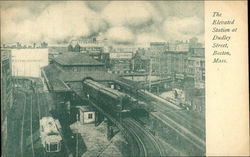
[132,40,205,91]
[140,42,167,74]
[11,48,49,77]
[185,48,205,88]
[68,38,105,61]
[149,51,188,78]
[189,37,204,49]
[108,52,133,74]
[132,50,150,73]
[170,51,189,77]
[110,45,138,54]
[134,42,190,77]
[168,42,189,52]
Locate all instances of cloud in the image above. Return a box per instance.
[1,1,204,45]
[102,1,158,28]
[153,1,204,19]
[1,1,107,44]
[85,1,110,12]
[106,27,135,44]
[163,16,204,41]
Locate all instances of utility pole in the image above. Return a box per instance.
[158,51,162,94]
[149,58,152,92]
[76,113,79,157]
[159,51,161,78]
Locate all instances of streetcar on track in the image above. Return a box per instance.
[40,117,62,152]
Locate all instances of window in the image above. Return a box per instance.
[50,142,58,152]
[88,113,93,119]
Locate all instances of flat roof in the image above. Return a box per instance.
[76,106,94,112]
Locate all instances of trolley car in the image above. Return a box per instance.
[40,117,62,152]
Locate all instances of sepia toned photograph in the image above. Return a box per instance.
[1,1,206,157]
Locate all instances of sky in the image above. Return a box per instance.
[1,1,204,45]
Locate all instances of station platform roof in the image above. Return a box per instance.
[42,63,118,92]
[42,64,71,92]
[60,71,118,82]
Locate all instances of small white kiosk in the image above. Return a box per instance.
[76,106,95,124]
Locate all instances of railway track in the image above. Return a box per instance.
[151,101,205,138]
[121,87,205,141]
[30,95,35,157]
[152,97,204,126]
[122,118,164,157]
[13,82,70,157]
[145,96,205,153]
[18,89,46,157]
[112,80,205,154]
[17,90,36,157]
[20,92,27,157]
[87,100,141,156]
[76,89,163,157]
[36,92,47,157]
[151,112,205,151]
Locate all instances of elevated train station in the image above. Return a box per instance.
[42,53,205,156]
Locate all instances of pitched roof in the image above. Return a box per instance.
[53,53,104,66]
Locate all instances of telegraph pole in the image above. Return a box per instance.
[158,51,162,94]
[76,113,79,157]
[149,58,152,92]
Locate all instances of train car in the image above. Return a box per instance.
[83,79,131,115]
[40,117,62,152]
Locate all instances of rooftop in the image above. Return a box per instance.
[53,53,104,66]
[42,63,118,92]
[76,106,94,112]
[42,64,71,92]
[60,71,118,82]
